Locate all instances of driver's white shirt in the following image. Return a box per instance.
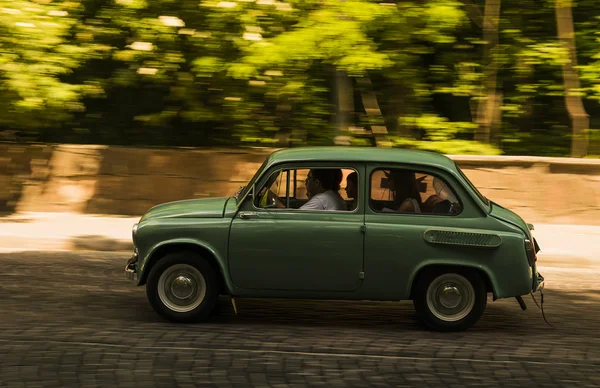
[299,190,346,211]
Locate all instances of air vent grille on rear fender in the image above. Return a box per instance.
[424,230,502,248]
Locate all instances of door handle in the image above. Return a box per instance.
[239,211,259,219]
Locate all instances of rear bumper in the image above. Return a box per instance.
[534,272,544,292]
[125,252,138,281]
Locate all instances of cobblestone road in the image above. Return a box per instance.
[1,252,599,387]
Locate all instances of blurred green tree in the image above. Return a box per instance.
[0,0,599,157]
[0,0,88,140]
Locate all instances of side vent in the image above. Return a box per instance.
[424,229,502,248]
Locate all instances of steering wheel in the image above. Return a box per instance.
[258,187,285,208]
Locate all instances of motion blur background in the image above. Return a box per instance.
[2,3,600,387]
[1,0,599,226]
[1,0,600,155]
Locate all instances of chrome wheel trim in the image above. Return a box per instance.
[426,273,475,322]
[158,264,206,313]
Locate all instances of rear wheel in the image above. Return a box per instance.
[413,268,487,332]
[146,252,218,323]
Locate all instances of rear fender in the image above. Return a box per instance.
[407,259,499,300]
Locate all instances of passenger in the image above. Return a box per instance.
[345,171,358,210]
[423,177,459,214]
[423,194,448,213]
[383,170,422,213]
[300,169,347,211]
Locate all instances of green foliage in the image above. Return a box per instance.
[0,0,87,133]
[391,137,503,155]
[400,114,478,141]
[0,0,598,157]
[393,114,501,155]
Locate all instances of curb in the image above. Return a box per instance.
[0,235,133,252]
[70,235,133,252]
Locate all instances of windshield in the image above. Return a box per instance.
[235,158,268,203]
[454,162,490,208]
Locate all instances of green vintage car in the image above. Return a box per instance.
[125,147,544,331]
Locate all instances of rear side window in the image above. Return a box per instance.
[369,168,462,215]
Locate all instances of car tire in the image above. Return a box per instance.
[146,251,219,323]
[413,267,487,332]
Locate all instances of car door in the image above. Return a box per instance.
[360,163,486,299]
[228,163,365,293]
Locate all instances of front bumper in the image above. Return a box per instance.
[125,252,139,281]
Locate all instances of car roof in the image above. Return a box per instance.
[266,146,457,171]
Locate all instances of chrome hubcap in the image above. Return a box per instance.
[439,285,462,309]
[426,273,475,322]
[171,275,195,299]
[158,264,206,313]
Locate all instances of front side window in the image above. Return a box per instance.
[369,168,462,215]
[235,158,268,203]
[254,167,358,212]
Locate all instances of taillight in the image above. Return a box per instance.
[525,238,537,266]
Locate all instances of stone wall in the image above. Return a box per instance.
[0,144,269,215]
[1,144,599,225]
[449,155,600,225]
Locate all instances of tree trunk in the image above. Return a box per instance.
[356,75,390,147]
[474,0,502,144]
[335,69,354,132]
[333,69,354,146]
[555,0,589,157]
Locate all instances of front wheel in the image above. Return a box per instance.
[146,252,219,323]
[413,268,487,332]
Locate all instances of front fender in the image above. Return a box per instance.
[137,238,230,291]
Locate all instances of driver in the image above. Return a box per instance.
[299,169,346,211]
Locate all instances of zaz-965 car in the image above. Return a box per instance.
[125,147,544,331]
